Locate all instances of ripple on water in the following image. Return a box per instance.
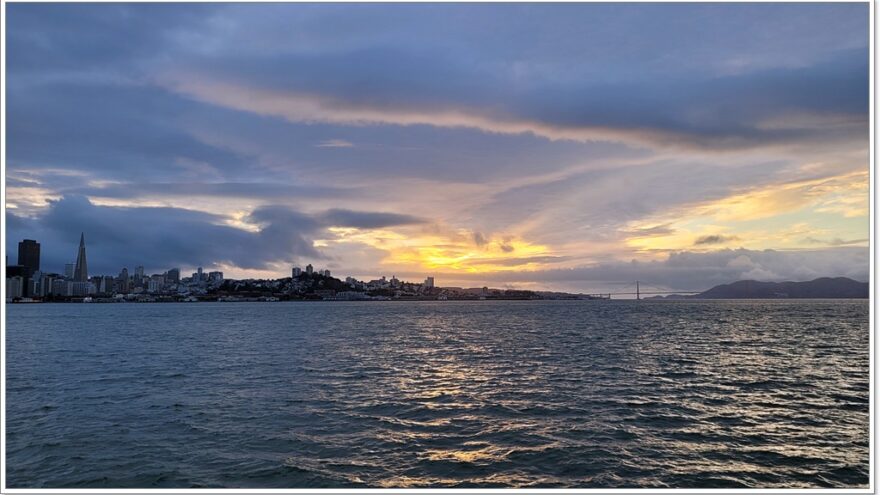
[5,300,869,488]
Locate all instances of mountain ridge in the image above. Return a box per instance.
[690,276,868,299]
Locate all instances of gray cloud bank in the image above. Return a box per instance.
[6,196,424,275]
[6,197,867,291]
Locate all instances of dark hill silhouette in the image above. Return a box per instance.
[693,277,868,299]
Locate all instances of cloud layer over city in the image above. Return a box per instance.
[5,3,869,291]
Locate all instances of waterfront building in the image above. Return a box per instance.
[6,276,24,299]
[17,239,40,276]
[28,272,42,297]
[32,272,57,297]
[333,291,370,301]
[71,281,95,296]
[52,279,70,296]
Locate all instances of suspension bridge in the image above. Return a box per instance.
[586,281,702,300]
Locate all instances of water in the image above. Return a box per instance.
[5,300,869,488]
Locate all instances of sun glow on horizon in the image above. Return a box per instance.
[623,169,869,254]
[323,226,553,273]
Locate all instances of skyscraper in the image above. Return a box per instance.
[73,233,89,282]
[118,267,130,293]
[17,239,40,276]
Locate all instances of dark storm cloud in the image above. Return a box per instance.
[4,197,425,275]
[5,196,321,274]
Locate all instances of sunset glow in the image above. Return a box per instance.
[5,3,869,292]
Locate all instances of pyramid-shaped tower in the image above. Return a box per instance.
[73,233,88,282]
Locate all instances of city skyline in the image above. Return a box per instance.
[5,3,870,293]
[5,233,435,293]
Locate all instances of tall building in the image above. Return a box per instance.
[64,263,75,280]
[166,268,180,284]
[306,264,314,275]
[425,276,435,288]
[31,272,56,298]
[17,239,40,276]
[6,276,24,299]
[118,267,130,293]
[101,275,115,294]
[52,279,72,296]
[197,266,204,282]
[73,233,89,282]
[6,265,25,278]
[292,266,302,278]
[135,266,145,279]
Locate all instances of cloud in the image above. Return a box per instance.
[427,247,869,291]
[315,139,354,148]
[157,38,867,152]
[319,209,426,229]
[694,234,739,245]
[803,236,869,247]
[3,4,869,289]
[65,181,353,202]
[4,196,428,275]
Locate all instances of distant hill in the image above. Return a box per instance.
[693,277,868,299]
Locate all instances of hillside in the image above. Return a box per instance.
[693,277,868,299]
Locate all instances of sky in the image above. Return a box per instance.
[4,3,870,292]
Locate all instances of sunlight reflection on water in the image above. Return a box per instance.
[6,300,869,488]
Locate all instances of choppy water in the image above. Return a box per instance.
[5,300,870,488]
